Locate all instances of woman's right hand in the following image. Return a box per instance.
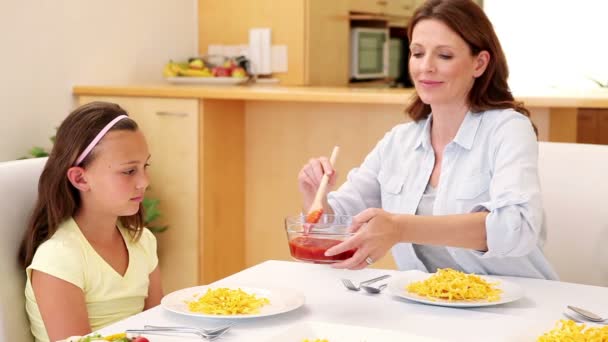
[298,156,338,213]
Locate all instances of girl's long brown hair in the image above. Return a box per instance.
[19,101,145,268]
[406,0,531,123]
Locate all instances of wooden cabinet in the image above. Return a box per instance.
[349,0,388,14]
[386,0,418,17]
[199,0,349,86]
[78,96,201,293]
[577,108,608,145]
[349,0,420,16]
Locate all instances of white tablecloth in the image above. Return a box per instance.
[97,260,608,341]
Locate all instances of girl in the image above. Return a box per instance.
[19,102,163,342]
[298,0,558,279]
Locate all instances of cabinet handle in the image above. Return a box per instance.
[155,111,189,117]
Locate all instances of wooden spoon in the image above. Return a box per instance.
[305,146,340,224]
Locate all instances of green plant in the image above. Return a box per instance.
[22,134,168,233]
[20,134,54,159]
[143,197,168,233]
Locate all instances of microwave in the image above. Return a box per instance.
[350,28,389,80]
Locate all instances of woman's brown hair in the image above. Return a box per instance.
[406,0,531,122]
[19,101,144,268]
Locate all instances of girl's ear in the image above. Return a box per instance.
[67,167,90,191]
[473,50,490,78]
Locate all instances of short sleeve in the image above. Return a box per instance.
[27,239,85,289]
[139,228,159,273]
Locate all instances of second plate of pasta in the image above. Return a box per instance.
[161,285,305,319]
[387,269,524,307]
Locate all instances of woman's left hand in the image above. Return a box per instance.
[325,208,402,270]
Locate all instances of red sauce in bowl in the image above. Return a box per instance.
[288,236,355,263]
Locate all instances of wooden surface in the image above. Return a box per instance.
[549,108,578,143]
[305,0,350,86]
[199,100,246,284]
[73,84,608,108]
[78,96,200,293]
[198,0,306,85]
[576,108,608,145]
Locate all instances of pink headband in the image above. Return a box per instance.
[74,115,128,166]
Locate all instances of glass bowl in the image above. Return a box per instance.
[284,214,356,263]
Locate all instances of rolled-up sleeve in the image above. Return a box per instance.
[471,116,543,258]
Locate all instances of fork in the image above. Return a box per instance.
[126,324,232,340]
[144,324,233,335]
[341,274,391,291]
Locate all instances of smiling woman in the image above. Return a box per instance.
[296,0,558,280]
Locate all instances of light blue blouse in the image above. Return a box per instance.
[328,109,558,280]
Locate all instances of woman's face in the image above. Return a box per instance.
[409,19,488,108]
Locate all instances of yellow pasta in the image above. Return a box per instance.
[538,319,608,341]
[186,287,270,315]
[406,268,502,302]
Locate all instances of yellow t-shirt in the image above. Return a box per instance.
[25,217,158,342]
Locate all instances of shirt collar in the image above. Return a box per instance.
[452,111,482,150]
[414,115,433,151]
[413,111,482,151]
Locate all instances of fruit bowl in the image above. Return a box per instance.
[284,214,356,263]
[163,55,250,85]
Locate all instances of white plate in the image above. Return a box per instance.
[160,285,305,319]
[165,76,248,85]
[387,271,524,308]
[265,321,446,342]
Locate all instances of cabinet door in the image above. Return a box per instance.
[386,0,417,17]
[349,0,387,14]
[577,109,598,144]
[78,96,199,293]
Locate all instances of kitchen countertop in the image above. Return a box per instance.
[73,84,608,108]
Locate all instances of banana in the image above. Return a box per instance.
[163,63,178,78]
[179,68,212,77]
[169,61,189,74]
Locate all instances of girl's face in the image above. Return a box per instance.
[409,19,488,108]
[82,129,150,216]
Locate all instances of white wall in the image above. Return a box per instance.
[0,1,198,161]
[484,0,608,91]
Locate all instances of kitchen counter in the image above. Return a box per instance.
[73,84,608,108]
[74,84,607,287]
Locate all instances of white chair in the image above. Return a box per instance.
[539,142,608,286]
[0,157,47,342]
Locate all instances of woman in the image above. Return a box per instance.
[298,0,557,279]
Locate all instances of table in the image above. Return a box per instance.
[97,260,608,341]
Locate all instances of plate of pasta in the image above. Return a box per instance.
[161,285,305,319]
[387,269,524,307]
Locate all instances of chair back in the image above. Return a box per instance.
[0,157,47,342]
[539,142,608,286]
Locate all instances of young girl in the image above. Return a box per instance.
[19,102,163,342]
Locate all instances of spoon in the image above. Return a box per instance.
[361,283,387,294]
[567,305,608,323]
[305,146,340,225]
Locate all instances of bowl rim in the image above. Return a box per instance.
[284,214,354,237]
